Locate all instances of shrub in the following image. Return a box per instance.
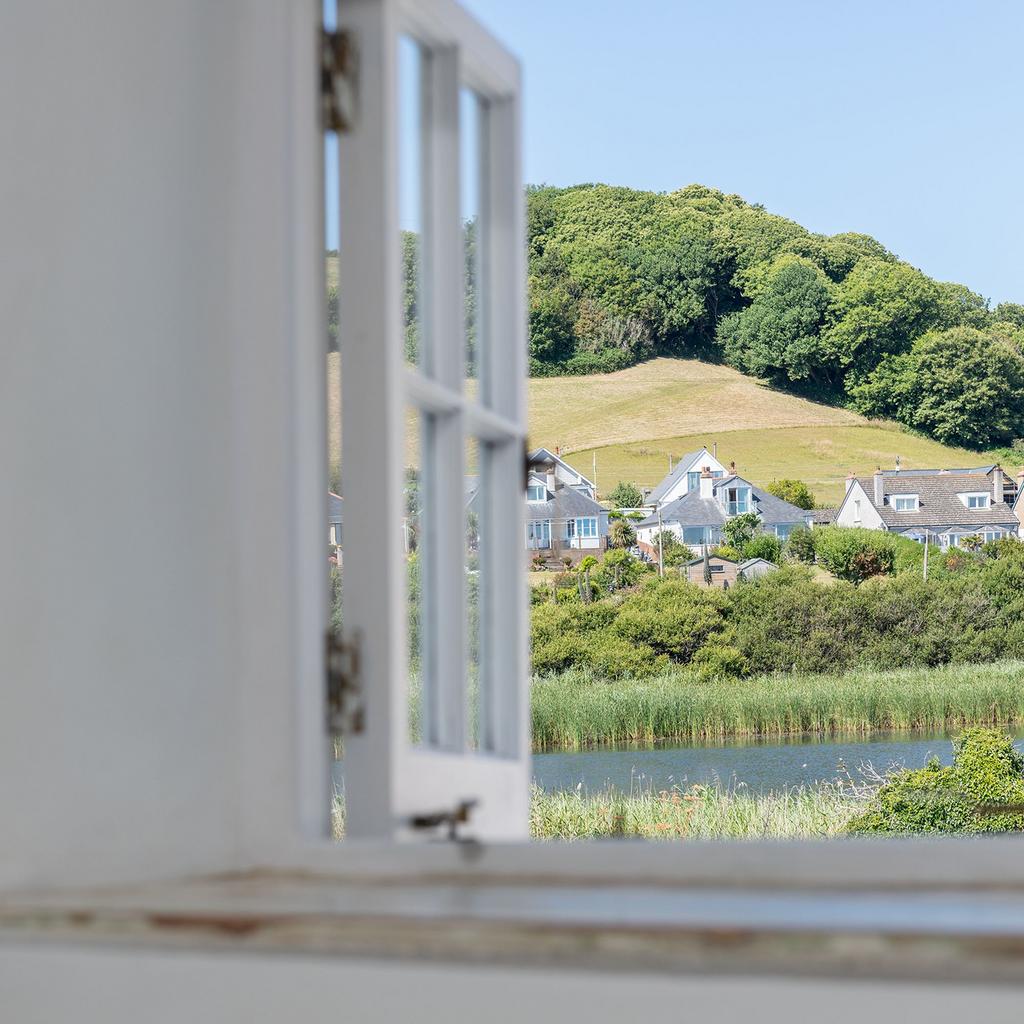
[847,728,1024,835]
[607,480,644,508]
[766,479,816,510]
[742,533,782,564]
[814,526,896,583]
[691,643,748,679]
[611,579,726,661]
[784,526,816,564]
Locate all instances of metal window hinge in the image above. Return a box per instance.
[410,799,479,843]
[321,27,358,133]
[326,629,365,735]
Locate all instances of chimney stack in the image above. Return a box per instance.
[845,471,856,494]
[546,469,557,493]
[993,465,1004,504]
[873,467,884,507]
[729,461,736,474]
[699,465,714,500]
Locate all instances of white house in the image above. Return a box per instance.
[636,465,813,550]
[834,466,1019,548]
[523,448,608,561]
[647,446,729,506]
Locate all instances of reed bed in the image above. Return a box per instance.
[332,784,860,841]
[530,783,859,840]
[531,661,1024,750]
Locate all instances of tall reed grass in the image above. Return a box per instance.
[531,661,1024,750]
[530,783,859,840]
[332,784,860,840]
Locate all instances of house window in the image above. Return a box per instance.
[725,486,749,515]
[710,564,725,573]
[686,471,700,492]
[577,516,597,538]
[526,484,546,502]
[966,494,989,509]
[527,520,551,548]
[853,499,861,523]
[682,527,705,545]
[984,530,1002,542]
[775,524,793,540]
[892,495,918,512]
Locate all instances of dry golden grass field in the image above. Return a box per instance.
[325,260,1015,506]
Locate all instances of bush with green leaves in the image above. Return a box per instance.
[722,512,761,549]
[765,478,816,510]
[741,533,782,564]
[784,526,816,563]
[607,480,644,508]
[847,728,1024,835]
[813,526,897,583]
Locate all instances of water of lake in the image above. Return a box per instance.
[330,728,1024,797]
[531,728,1024,795]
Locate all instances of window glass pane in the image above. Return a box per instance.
[405,407,426,745]
[466,435,483,750]
[398,36,424,370]
[461,89,485,399]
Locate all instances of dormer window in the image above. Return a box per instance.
[892,494,919,512]
[526,484,547,503]
[961,492,990,509]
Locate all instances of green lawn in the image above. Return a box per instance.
[562,424,1000,506]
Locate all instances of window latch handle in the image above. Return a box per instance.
[409,799,478,843]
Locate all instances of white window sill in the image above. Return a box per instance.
[4,869,1024,984]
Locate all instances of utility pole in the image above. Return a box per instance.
[923,533,929,580]
[593,451,597,493]
[656,505,664,578]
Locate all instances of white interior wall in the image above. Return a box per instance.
[0,0,310,888]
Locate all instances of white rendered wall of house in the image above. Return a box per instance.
[834,481,886,530]
[660,452,727,505]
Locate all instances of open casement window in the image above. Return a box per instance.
[334,0,528,841]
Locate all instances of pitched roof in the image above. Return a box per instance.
[527,447,594,489]
[526,488,606,522]
[811,507,837,525]
[739,557,777,570]
[681,554,738,567]
[647,448,709,505]
[638,478,811,529]
[850,471,1017,529]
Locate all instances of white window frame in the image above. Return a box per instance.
[963,492,990,509]
[892,494,919,512]
[526,484,546,502]
[327,0,529,842]
[243,0,1024,890]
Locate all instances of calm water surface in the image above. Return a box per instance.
[531,728,1024,794]
[331,728,1024,796]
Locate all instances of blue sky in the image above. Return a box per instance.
[329,0,1023,304]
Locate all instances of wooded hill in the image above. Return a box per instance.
[527,184,1024,451]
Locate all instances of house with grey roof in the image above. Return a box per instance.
[328,491,343,550]
[647,446,728,506]
[524,449,607,563]
[834,466,1020,548]
[635,465,813,551]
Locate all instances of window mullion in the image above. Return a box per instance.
[480,92,526,760]
[418,44,465,751]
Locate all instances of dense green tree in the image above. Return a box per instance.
[850,326,1024,447]
[718,256,836,389]
[994,302,1024,330]
[741,533,783,564]
[766,478,816,510]
[824,259,941,376]
[608,518,637,549]
[607,480,644,508]
[934,280,991,330]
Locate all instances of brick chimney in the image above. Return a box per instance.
[729,461,736,475]
[993,465,1004,504]
[845,471,856,494]
[873,468,884,507]
[699,465,714,500]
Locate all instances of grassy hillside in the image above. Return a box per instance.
[528,358,1012,506]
